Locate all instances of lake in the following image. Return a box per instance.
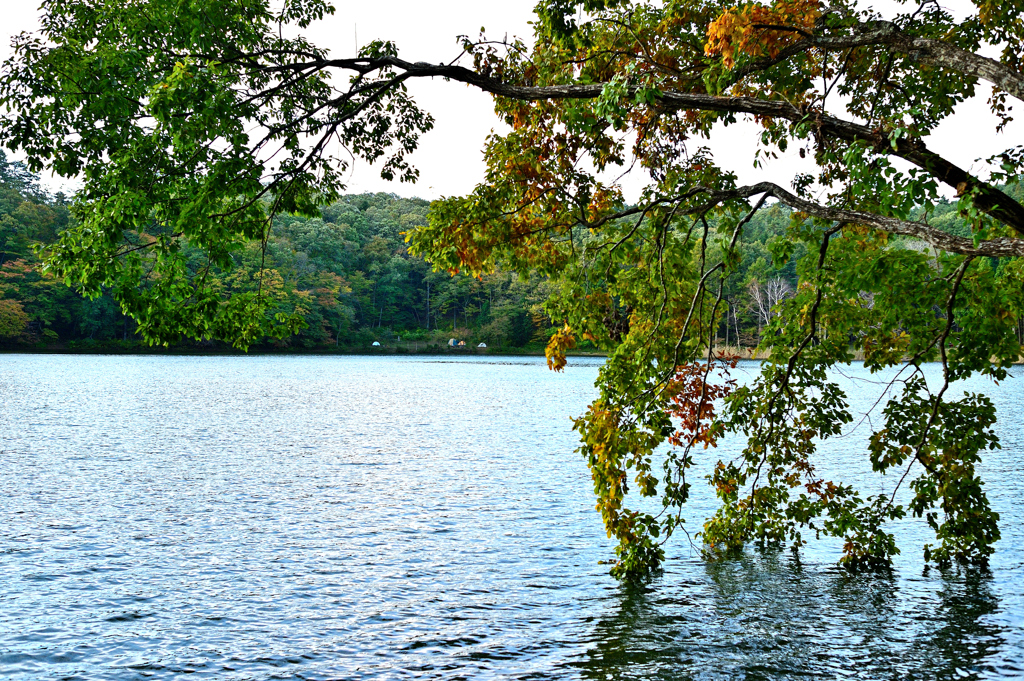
[1,355,1022,679]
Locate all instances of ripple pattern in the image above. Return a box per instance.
[0,355,1021,680]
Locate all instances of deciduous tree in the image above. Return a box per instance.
[3,0,1023,577]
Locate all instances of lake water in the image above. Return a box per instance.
[1,354,1022,680]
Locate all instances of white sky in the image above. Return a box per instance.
[0,1,1015,202]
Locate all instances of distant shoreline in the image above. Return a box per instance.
[3,344,1020,364]
[0,342,605,358]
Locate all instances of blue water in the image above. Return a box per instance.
[0,355,1021,679]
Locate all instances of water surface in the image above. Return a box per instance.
[1,355,1021,679]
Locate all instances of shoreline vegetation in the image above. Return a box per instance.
[0,338,586,356]
[4,342,1020,364]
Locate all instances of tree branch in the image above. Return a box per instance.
[807,22,1024,104]
[723,182,1024,258]
[301,57,1024,235]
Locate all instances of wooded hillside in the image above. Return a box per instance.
[3,151,1018,352]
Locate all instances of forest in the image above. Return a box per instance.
[0,150,551,351]
[1,150,1018,353]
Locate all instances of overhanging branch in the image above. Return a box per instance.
[555,181,1023,257]
[721,182,1024,258]
[304,56,1024,236]
[758,21,1024,104]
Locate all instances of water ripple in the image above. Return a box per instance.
[0,355,1021,680]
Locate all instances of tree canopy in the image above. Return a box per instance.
[0,150,819,352]
[2,0,1023,578]
[0,163,559,351]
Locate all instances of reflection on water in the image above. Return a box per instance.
[0,355,1021,680]
[577,557,1016,680]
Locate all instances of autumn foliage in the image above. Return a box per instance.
[3,0,1023,579]
[705,0,821,69]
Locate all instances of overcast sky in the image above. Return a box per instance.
[0,1,1013,202]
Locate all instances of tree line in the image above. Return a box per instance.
[2,149,941,352]
[0,151,549,350]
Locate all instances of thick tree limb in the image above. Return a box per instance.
[563,181,1023,256]
[294,57,1024,236]
[724,182,1024,258]
[790,21,1024,104]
